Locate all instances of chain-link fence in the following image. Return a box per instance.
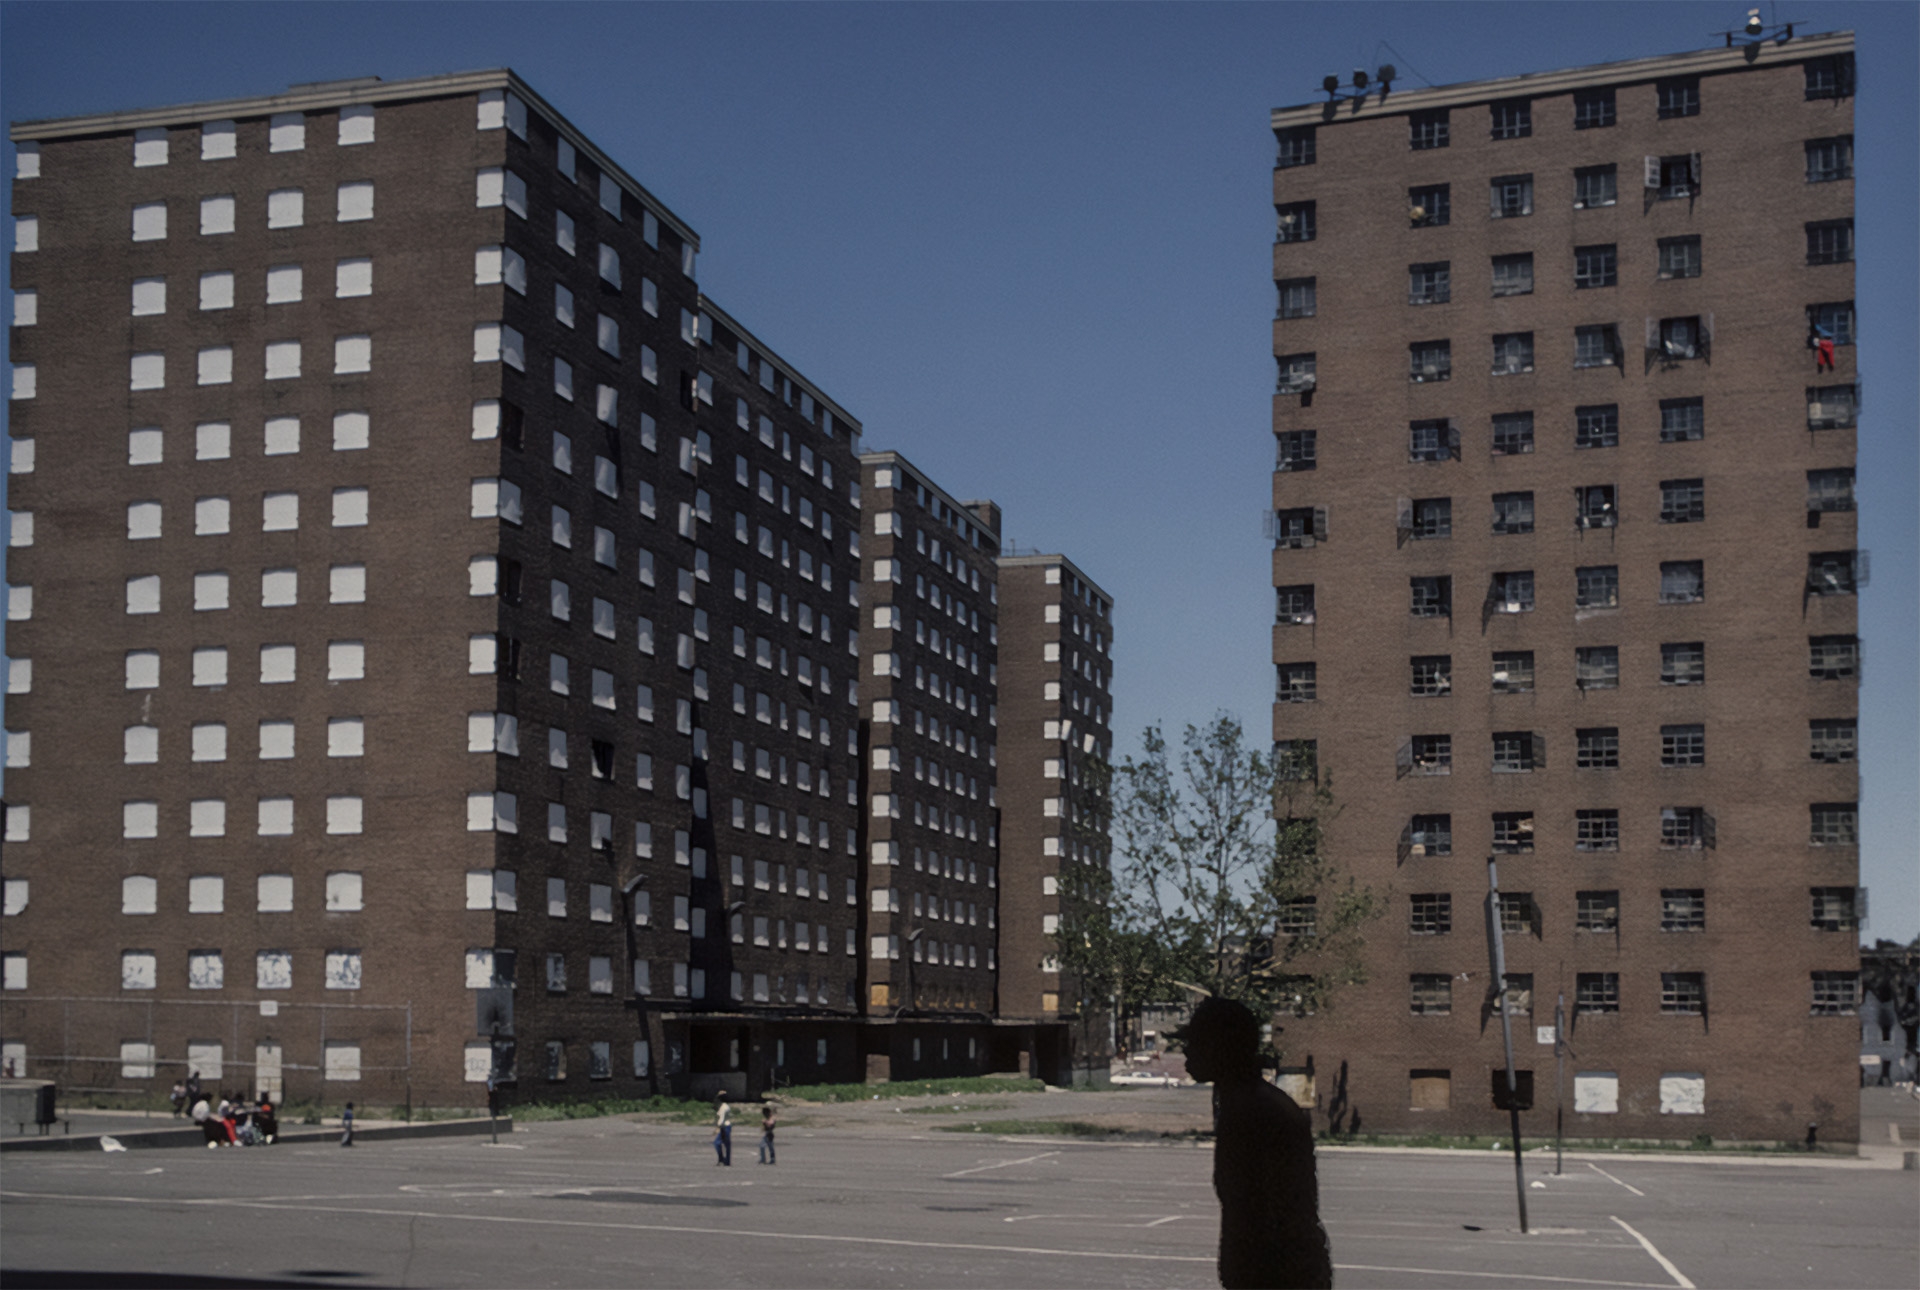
[0,995,413,1111]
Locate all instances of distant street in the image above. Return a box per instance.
[2,1086,1916,1288]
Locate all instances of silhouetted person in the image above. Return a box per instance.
[1179,997,1333,1290]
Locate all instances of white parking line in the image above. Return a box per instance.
[1338,1265,1668,1289]
[1609,1215,1696,1289]
[1588,1162,1647,1196]
[942,1149,1059,1178]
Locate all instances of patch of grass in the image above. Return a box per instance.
[1315,1130,1821,1155]
[779,1076,1045,1104]
[938,1119,1130,1137]
[899,1100,1011,1115]
[512,1095,711,1125]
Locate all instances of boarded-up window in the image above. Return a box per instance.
[1410,1069,1450,1111]
[1659,1072,1704,1115]
[1574,1071,1618,1114]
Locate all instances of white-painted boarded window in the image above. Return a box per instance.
[125,650,160,690]
[327,640,365,682]
[189,799,226,837]
[330,564,366,604]
[200,194,234,234]
[127,427,162,464]
[328,718,365,758]
[334,334,370,374]
[4,731,29,770]
[201,120,236,160]
[326,872,363,911]
[333,410,370,450]
[471,400,501,440]
[258,874,294,913]
[326,796,363,835]
[188,876,224,913]
[9,365,34,402]
[1573,1071,1618,1114]
[335,257,372,297]
[259,720,295,760]
[1659,1073,1705,1115]
[122,877,157,915]
[258,797,294,836]
[194,573,229,611]
[269,112,305,152]
[131,201,166,241]
[259,644,296,684]
[262,492,299,531]
[11,289,35,327]
[126,574,160,615]
[190,721,225,760]
[15,215,38,251]
[8,439,32,473]
[263,416,299,455]
[130,277,165,316]
[133,126,169,167]
[199,270,233,310]
[336,180,373,222]
[267,188,303,228]
[123,801,157,839]
[337,104,375,145]
[260,568,297,607]
[332,487,369,527]
[199,345,235,385]
[4,660,28,696]
[127,501,162,540]
[130,352,165,390]
[324,1041,362,1078]
[190,647,226,687]
[266,265,302,304]
[123,724,159,764]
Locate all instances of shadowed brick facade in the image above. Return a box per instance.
[853,453,1003,1079]
[995,554,1114,1078]
[1267,35,1861,1142]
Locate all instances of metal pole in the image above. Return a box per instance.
[1485,858,1529,1235]
[1554,994,1566,1176]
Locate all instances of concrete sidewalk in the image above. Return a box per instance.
[0,1108,508,1153]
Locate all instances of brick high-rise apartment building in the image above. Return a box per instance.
[995,554,1115,1079]
[1267,34,1861,1142]
[2,72,873,1104]
[854,453,1003,1079]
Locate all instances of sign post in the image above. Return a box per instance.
[1485,858,1529,1234]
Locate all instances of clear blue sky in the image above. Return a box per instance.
[4,2,1914,941]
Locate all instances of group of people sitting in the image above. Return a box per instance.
[171,1075,278,1147]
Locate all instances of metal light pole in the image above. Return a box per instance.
[1484,857,1529,1234]
[1554,993,1567,1176]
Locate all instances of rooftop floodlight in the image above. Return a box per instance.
[1322,74,1340,96]
[1352,69,1370,90]
[1378,64,1397,85]
[1745,8,1764,34]
[1776,22,1794,42]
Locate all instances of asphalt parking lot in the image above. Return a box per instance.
[2,1092,1915,1289]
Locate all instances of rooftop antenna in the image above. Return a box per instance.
[1718,8,1799,45]
[1318,65,1397,106]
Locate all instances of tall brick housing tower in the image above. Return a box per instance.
[4,73,870,1104]
[1266,35,1861,1142]
[995,553,1115,1082]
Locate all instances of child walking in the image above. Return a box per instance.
[757,1103,777,1165]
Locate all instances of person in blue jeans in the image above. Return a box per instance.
[712,1091,732,1166]
[757,1103,777,1165]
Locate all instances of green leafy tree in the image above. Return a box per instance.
[1096,715,1378,1044]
